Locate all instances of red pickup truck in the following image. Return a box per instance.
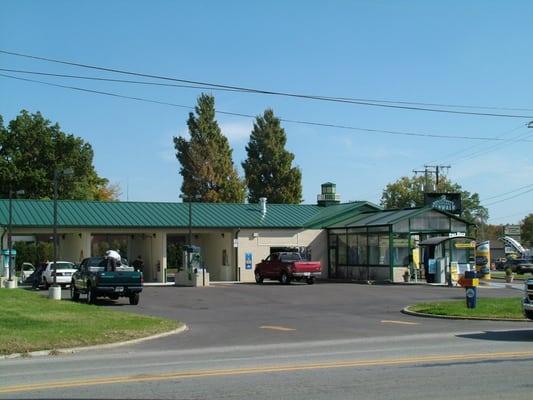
[254,252,321,285]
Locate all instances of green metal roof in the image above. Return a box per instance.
[327,207,469,229]
[0,199,377,230]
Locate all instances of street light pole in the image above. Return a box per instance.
[7,189,13,283]
[179,194,201,247]
[49,167,73,300]
[7,188,24,287]
[52,170,58,287]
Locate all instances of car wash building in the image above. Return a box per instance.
[0,183,473,284]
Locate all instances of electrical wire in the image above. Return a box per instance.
[2,49,533,119]
[4,72,530,142]
[481,183,533,202]
[424,123,526,166]
[2,67,533,113]
[483,187,533,207]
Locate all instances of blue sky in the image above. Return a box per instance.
[1,0,532,224]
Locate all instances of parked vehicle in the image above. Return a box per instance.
[504,258,533,275]
[71,256,143,305]
[523,278,533,320]
[254,252,321,285]
[17,262,35,284]
[41,261,78,289]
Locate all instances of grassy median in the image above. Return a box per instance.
[0,289,181,355]
[409,297,524,320]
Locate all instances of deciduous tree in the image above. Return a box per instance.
[0,110,118,200]
[380,175,488,224]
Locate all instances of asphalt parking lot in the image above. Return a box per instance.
[108,281,530,351]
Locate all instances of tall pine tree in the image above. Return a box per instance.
[173,94,245,203]
[242,109,302,204]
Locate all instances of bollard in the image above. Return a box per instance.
[458,270,479,309]
[465,286,477,308]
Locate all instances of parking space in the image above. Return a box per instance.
[108,282,529,351]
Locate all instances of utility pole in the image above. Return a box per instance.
[423,165,451,191]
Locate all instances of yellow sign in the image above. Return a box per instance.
[455,241,476,249]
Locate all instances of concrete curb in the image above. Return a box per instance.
[1,324,188,360]
[401,306,528,322]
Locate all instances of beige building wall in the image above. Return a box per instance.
[9,226,329,284]
[59,232,91,264]
[198,231,234,281]
[236,228,327,282]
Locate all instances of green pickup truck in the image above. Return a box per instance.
[70,256,143,305]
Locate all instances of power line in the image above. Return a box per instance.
[2,49,533,119]
[454,127,533,163]
[2,66,533,113]
[0,68,246,93]
[483,187,533,207]
[481,183,533,202]
[5,72,532,142]
[424,123,526,166]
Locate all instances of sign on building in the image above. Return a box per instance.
[504,225,521,236]
[424,192,462,215]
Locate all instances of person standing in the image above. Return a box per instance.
[132,255,144,272]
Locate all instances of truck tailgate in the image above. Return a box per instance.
[292,261,321,273]
[97,271,142,286]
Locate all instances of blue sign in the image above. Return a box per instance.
[245,252,253,270]
[428,259,436,274]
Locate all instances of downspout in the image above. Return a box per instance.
[234,228,240,282]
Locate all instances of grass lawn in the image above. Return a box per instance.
[409,297,524,319]
[0,289,181,355]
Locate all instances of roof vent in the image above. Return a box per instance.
[259,197,267,216]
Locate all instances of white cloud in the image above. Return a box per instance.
[219,121,252,143]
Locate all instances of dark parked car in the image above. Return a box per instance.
[71,256,143,305]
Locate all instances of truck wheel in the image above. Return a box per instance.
[516,267,523,275]
[129,293,140,305]
[255,272,264,284]
[280,273,291,285]
[87,284,96,304]
[70,282,80,301]
[306,277,315,285]
[525,310,533,320]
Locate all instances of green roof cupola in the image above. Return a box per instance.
[317,182,341,207]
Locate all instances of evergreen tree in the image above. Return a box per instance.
[173,94,245,203]
[242,109,302,204]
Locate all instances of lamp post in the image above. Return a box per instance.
[49,167,74,300]
[6,188,24,288]
[179,194,202,247]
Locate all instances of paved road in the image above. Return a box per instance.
[2,283,531,399]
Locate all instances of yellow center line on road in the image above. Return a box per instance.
[1,350,533,394]
[381,320,420,325]
[260,325,297,331]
